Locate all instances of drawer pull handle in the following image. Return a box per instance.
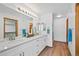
[23,52,24,56]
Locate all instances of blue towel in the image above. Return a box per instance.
[68,28,72,42]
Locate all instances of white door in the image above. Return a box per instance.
[54,18,66,42]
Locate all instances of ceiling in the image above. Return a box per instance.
[24,3,74,16]
[2,3,74,17]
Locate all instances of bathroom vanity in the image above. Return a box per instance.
[0,34,48,56]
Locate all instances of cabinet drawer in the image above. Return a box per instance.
[0,46,21,56]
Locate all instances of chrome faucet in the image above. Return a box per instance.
[9,34,15,40]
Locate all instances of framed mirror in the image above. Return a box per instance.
[4,17,18,39]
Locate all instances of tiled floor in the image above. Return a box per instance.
[39,41,71,56]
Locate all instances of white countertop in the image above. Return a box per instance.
[0,34,47,53]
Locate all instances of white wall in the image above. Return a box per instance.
[0,4,31,40]
[68,4,75,56]
[54,17,67,42]
[40,13,53,47]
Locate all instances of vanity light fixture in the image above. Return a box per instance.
[17,7,37,18]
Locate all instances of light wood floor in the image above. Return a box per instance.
[39,41,71,56]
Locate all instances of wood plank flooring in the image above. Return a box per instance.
[39,41,71,56]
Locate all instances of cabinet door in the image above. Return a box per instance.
[43,35,47,46]
[36,36,46,54]
[23,45,35,56]
[21,40,38,56]
[40,37,46,50]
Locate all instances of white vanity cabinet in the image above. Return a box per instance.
[0,35,47,56]
[23,35,47,56]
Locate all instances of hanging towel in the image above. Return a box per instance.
[68,28,72,42]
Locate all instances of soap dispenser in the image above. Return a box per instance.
[22,29,26,37]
